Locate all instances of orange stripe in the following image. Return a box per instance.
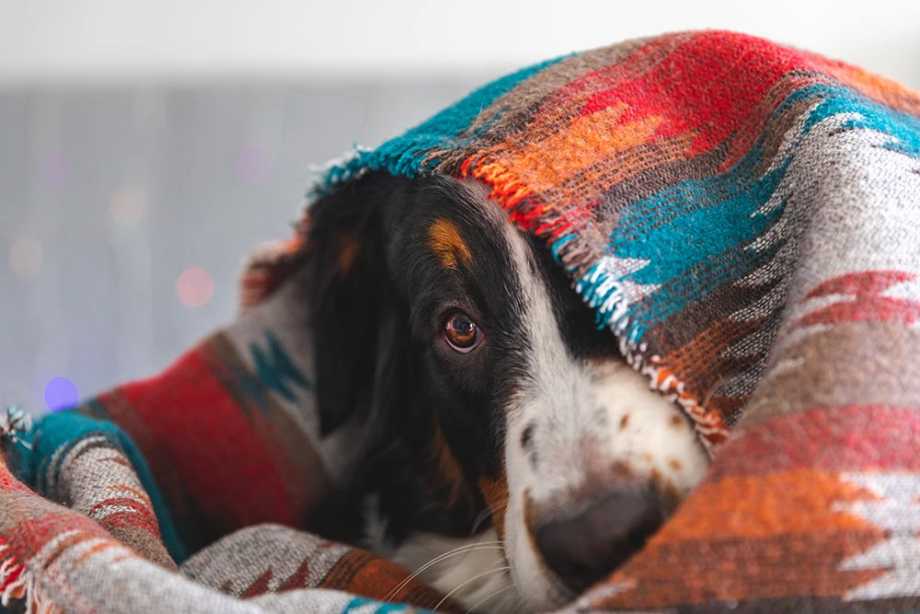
[651,468,879,544]
[493,105,663,193]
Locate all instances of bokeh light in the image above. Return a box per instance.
[176,266,215,308]
[109,186,148,227]
[235,144,271,184]
[42,152,68,186]
[9,237,44,279]
[45,377,79,411]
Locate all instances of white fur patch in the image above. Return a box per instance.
[373,182,710,612]
[497,221,708,611]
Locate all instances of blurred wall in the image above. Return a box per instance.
[0,78,484,412]
[2,1,919,413]
[4,1,920,86]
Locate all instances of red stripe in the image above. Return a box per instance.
[0,459,32,494]
[89,497,160,535]
[580,32,834,156]
[113,346,298,535]
[0,535,24,592]
[806,270,915,299]
[797,297,920,327]
[708,405,920,480]
[796,271,920,327]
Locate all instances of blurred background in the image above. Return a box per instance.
[3,1,920,413]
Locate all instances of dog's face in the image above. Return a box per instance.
[306,173,708,612]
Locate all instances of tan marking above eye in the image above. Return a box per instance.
[428,218,472,270]
[336,233,360,274]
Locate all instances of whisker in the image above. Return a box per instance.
[471,497,510,535]
[434,565,512,612]
[383,542,504,602]
[464,582,515,614]
[385,546,505,604]
[470,508,493,535]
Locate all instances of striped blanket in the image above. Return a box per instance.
[3,30,920,613]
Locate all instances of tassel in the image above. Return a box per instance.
[0,407,32,451]
[0,537,27,608]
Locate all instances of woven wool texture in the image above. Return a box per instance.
[2,30,920,613]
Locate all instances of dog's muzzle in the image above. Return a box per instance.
[531,483,668,593]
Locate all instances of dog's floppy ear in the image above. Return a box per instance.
[304,172,412,436]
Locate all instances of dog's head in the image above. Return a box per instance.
[305,172,708,611]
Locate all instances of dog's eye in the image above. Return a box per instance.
[442,311,482,353]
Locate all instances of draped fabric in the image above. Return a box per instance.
[3,30,920,613]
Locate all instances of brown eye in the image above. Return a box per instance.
[443,311,482,353]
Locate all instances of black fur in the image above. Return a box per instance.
[303,172,617,546]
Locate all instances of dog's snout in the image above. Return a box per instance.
[534,487,665,593]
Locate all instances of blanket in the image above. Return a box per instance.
[3,30,920,613]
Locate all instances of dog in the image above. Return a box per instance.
[303,171,709,612]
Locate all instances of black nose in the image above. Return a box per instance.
[534,487,665,592]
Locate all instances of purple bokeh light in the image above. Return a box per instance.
[44,377,79,411]
[235,144,271,184]
[41,152,69,187]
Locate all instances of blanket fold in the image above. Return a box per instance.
[3,30,920,613]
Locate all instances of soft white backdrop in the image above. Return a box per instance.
[3,0,920,86]
[2,1,919,413]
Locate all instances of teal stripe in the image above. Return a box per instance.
[605,82,920,338]
[613,150,785,286]
[343,596,427,613]
[18,410,188,562]
[320,54,568,190]
[800,84,920,154]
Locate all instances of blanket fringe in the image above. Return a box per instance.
[1,410,54,612]
[0,406,33,451]
[28,579,57,614]
[0,545,56,614]
[461,155,730,453]
[0,538,26,607]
